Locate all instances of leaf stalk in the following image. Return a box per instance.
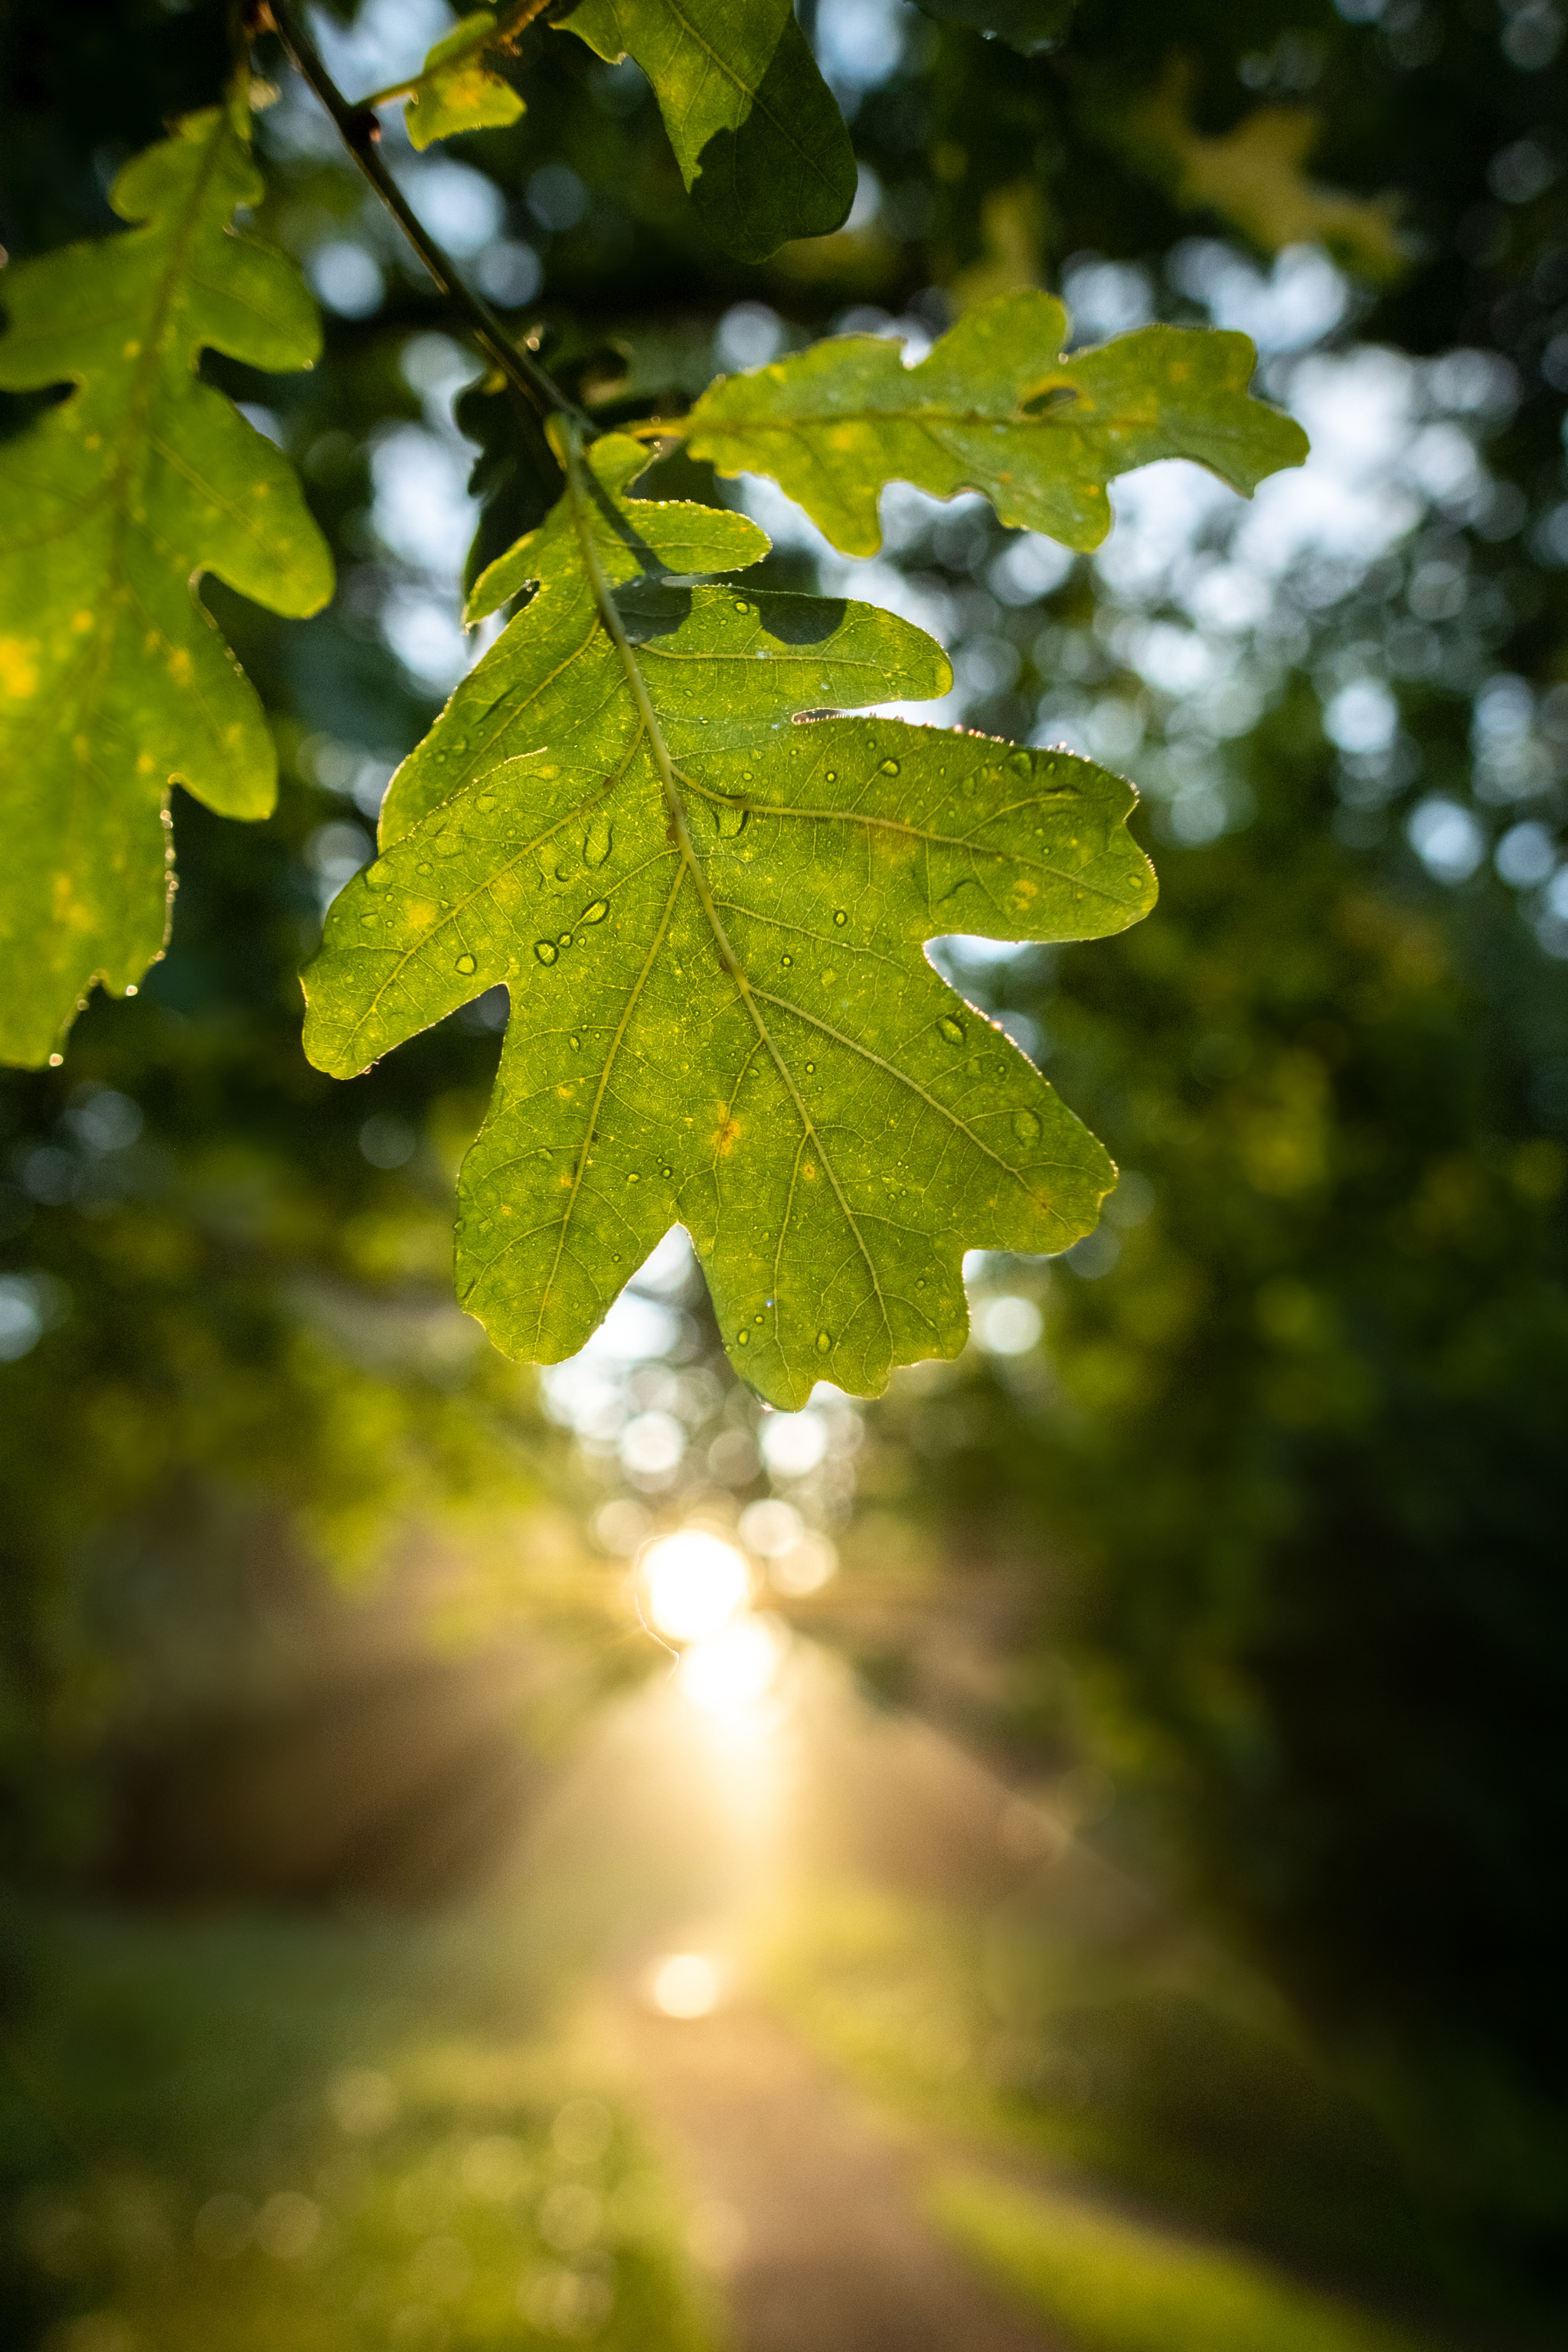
[260,0,586,432]
[358,0,559,109]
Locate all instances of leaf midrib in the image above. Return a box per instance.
[564,433,890,1390]
[645,0,841,194]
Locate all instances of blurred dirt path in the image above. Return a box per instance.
[609,1994,1067,2352]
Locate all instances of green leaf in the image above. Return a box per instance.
[556,0,855,263]
[302,435,1155,1406]
[681,289,1310,558]
[454,370,564,601]
[404,9,525,152]
[0,100,333,1069]
[910,0,1076,59]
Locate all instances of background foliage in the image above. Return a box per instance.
[2,0,1566,2335]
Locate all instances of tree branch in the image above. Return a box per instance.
[260,0,586,433]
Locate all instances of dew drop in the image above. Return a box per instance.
[737,1329,750,1345]
[754,1312,765,1324]
[455,952,476,975]
[782,954,793,967]
[583,815,612,867]
[833,909,847,926]
[581,898,609,924]
[629,1172,640,1183]
[476,793,496,812]
[939,1016,964,1045]
[715,799,747,839]
[534,940,557,965]
[825,770,837,783]
[915,1277,926,1290]
[416,861,433,876]
[815,1330,831,1354]
[805,1061,815,1073]
[364,863,390,893]
[554,863,572,881]
[558,930,573,946]
[1011,1107,1042,1144]
[569,1034,580,1050]
[451,735,469,753]
[733,599,749,612]
[361,913,379,927]
[880,757,900,776]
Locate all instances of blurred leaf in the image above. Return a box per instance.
[1116,57,1407,284]
[555,0,855,261]
[910,0,1077,58]
[949,181,1049,310]
[0,100,333,1068]
[302,435,1152,1404]
[681,290,1308,557]
[403,8,526,150]
[455,368,564,599]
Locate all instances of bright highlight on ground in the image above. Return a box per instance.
[680,1617,785,1714]
[648,1952,724,2018]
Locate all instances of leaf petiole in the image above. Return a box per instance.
[261,0,586,432]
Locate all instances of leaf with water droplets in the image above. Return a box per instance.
[681,288,1308,559]
[0,98,332,1067]
[302,435,1154,1405]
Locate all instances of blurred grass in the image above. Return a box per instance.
[760,1883,1456,2310]
[1,1906,717,2352]
[929,2169,1442,2352]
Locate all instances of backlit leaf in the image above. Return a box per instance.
[0,99,333,1068]
[302,435,1155,1405]
[556,0,855,262]
[404,10,525,151]
[681,289,1309,558]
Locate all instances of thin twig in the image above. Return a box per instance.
[358,0,557,106]
[260,0,586,431]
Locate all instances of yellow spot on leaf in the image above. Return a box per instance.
[713,1114,741,1156]
[168,648,192,684]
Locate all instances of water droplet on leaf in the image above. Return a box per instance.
[715,800,747,839]
[582,899,609,924]
[815,1330,831,1354]
[939,1016,964,1045]
[880,757,900,776]
[833,910,847,926]
[455,952,476,975]
[534,940,557,965]
[583,815,612,867]
[1012,1108,1041,1143]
